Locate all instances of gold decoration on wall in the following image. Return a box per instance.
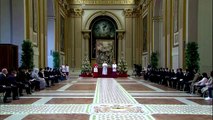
[69,0,135,4]
[83,32,90,39]
[32,0,38,33]
[143,15,148,52]
[124,8,133,17]
[58,0,69,9]
[133,8,140,17]
[58,0,70,15]
[117,32,124,40]
[74,8,84,17]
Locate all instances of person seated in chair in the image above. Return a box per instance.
[0,68,12,103]
[193,72,208,94]
[7,70,20,100]
[179,69,195,91]
[31,68,46,90]
[17,67,32,95]
[203,71,213,100]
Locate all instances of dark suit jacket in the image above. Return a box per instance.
[38,72,44,78]
[0,74,8,85]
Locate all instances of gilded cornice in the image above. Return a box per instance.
[68,0,135,5]
[124,8,134,17]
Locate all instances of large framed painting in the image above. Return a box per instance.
[174,32,179,47]
[96,40,114,65]
[60,15,65,52]
[32,0,38,46]
[32,32,38,46]
[174,0,179,33]
[173,0,179,47]
[143,15,148,53]
[32,0,38,33]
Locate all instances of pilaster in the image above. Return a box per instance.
[70,8,84,70]
[117,31,125,60]
[82,30,91,56]
[124,8,133,69]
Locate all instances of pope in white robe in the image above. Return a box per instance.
[102,61,108,75]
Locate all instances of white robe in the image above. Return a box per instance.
[112,64,117,72]
[61,65,66,73]
[102,63,108,75]
[65,66,69,73]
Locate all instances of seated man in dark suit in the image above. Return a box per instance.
[17,67,32,95]
[180,69,195,92]
[7,70,19,100]
[176,68,184,89]
[0,68,12,103]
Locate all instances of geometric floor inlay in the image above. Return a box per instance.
[90,104,146,114]
[94,78,138,104]
[0,104,89,114]
[0,77,212,120]
[90,114,155,120]
[145,104,212,115]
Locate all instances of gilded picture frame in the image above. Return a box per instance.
[173,32,179,47]
[60,15,65,52]
[32,0,38,33]
[143,15,148,52]
[174,0,179,33]
[173,0,179,47]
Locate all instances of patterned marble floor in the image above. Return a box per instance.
[0,77,212,120]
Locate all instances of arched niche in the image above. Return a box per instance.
[83,11,124,65]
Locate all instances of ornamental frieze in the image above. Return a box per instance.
[69,0,135,4]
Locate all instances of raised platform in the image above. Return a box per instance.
[80,67,128,78]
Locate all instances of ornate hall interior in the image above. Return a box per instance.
[0,0,212,120]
